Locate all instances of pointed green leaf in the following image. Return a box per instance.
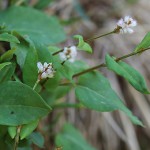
[23,46,38,87]
[0,62,11,71]
[74,35,92,53]
[134,32,150,52]
[8,126,16,139]
[29,132,44,148]
[0,33,20,43]
[55,123,96,150]
[0,81,51,126]
[0,63,16,83]
[75,72,143,126]
[105,54,149,94]
[0,48,16,62]
[20,119,39,140]
[11,36,30,69]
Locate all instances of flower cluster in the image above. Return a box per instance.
[115,16,137,34]
[59,46,77,63]
[37,62,55,80]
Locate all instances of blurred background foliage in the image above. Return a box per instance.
[1,0,150,150]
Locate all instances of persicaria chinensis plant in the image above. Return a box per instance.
[0,3,150,150]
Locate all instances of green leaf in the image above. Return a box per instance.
[11,36,31,69]
[58,63,74,82]
[75,72,143,126]
[8,126,16,139]
[105,54,149,94]
[23,46,38,87]
[20,120,39,140]
[74,35,92,53]
[29,132,44,148]
[34,0,53,9]
[0,81,51,126]
[0,48,16,62]
[36,45,53,63]
[0,62,11,71]
[55,123,96,150]
[0,63,16,83]
[0,6,66,46]
[41,86,71,105]
[0,33,20,43]
[134,32,150,52]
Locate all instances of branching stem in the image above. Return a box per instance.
[52,31,115,56]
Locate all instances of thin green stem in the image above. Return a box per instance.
[85,31,114,43]
[33,79,40,90]
[72,47,150,78]
[73,63,106,78]
[52,103,83,109]
[52,31,114,56]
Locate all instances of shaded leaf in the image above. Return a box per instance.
[23,46,38,87]
[0,81,51,126]
[29,132,44,148]
[0,48,16,62]
[11,36,30,69]
[105,54,149,94]
[0,62,11,71]
[75,72,143,126]
[0,33,19,43]
[55,123,96,150]
[0,6,66,46]
[0,63,16,83]
[20,120,39,140]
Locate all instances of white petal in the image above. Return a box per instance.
[124,16,130,22]
[130,20,137,27]
[127,28,134,34]
[44,62,48,68]
[117,18,124,27]
[46,68,52,74]
[41,72,47,79]
[59,52,67,61]
[37,62,43,72]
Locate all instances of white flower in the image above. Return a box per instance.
[59,46,77,63]
[116,16,137,34]
[37,62,55,80]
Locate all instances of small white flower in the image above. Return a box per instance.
[59,46,77,63]
[115,16,137,34]
[37,62,55,80]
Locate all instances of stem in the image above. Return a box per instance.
[85,31,114,42]
[52,31,114,56]
[52,49,63,56]
[13,126,22,150]
[33,79,40,90]
[52,103,83,109]
[73,47,150,78]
